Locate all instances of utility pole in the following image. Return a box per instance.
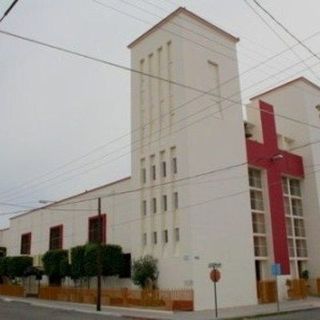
[96,197,102,311]
[0,0,19,23]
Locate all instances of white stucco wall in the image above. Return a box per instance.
[247,79,320,280]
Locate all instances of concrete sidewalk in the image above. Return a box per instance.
[1,295,320,319]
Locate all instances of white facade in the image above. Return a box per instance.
[2,8,320,311]
[246,78,320,281]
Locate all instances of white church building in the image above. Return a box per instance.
[1,7,320,310]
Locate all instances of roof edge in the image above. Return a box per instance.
[250,77,320,101]
[10,176,131,220]
[128,7,239,49]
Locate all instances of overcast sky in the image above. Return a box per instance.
[1,0,320,228]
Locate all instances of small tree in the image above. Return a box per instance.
[132,255,158,289]
[7,256,33,279]
[70,246,85,284]
[42,250,69,285]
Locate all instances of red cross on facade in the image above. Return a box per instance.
[246,101,304,275]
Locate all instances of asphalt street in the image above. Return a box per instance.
[1,299,320,320]
[0,299,150,320]
[254,308,320,320]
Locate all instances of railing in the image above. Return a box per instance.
[38,286,193,310]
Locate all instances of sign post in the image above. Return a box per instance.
[209,262,222,319]
[271,263,281,313]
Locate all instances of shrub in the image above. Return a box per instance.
[42,250,69,280]
[132,255,158,289]
[83,243,99,277]
[70,246,85,280]
[0,257,9,277]
[103,244,124,276]
[7,256,33,278]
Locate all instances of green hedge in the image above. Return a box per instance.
[42,250,69,279]
[70,246,85,280]
[0,256,33,278]
[70,243,124,279]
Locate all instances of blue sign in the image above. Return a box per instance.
[272,263,282,276]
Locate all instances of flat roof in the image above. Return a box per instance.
[10,176,131,220]
[250,77,320,100]
[128,7,239,49]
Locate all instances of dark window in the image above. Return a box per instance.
[141,168,146,184]
[162,195,167,211]
[151,165,156,180]
[119,253,132,278]
[172,157,177,174]
[49,225,63,250]
[20,233,31,255]
[173,192,179,209]
[152,198,157,214]
[0,247,6,258]
[163,229,168,243]
[162,161,167,177]
[88,214,106,243]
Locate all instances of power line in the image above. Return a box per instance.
[252,0,320,63]
[244,0,320,82]
[2,47,320,202]
[1,26,320,201]
[0,0,19,23]
[0,18,319,200]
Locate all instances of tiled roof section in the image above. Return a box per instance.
[128,7,239,49]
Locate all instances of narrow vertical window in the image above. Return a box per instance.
[172,157,177,174]
[49,225,63,250]
[152,198,157,214]
[88,215,106,244]
[141,158,146,184]
[173,192,179,210]
[162,161,167,177]
[141,168,146,184]
[151,165,156,181]
[162,195,167,212]
[163,230,169,244]
[143,233,147,246]
[20,233,31,255]
[153,231,157,244]
[175,228,180,242]
[142,200,147,216]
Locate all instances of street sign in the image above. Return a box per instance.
[210,269,221,282]
[272,263,282,276]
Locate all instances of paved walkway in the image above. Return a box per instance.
[1,295,320,319]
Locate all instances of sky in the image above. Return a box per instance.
[0,0,320,228]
